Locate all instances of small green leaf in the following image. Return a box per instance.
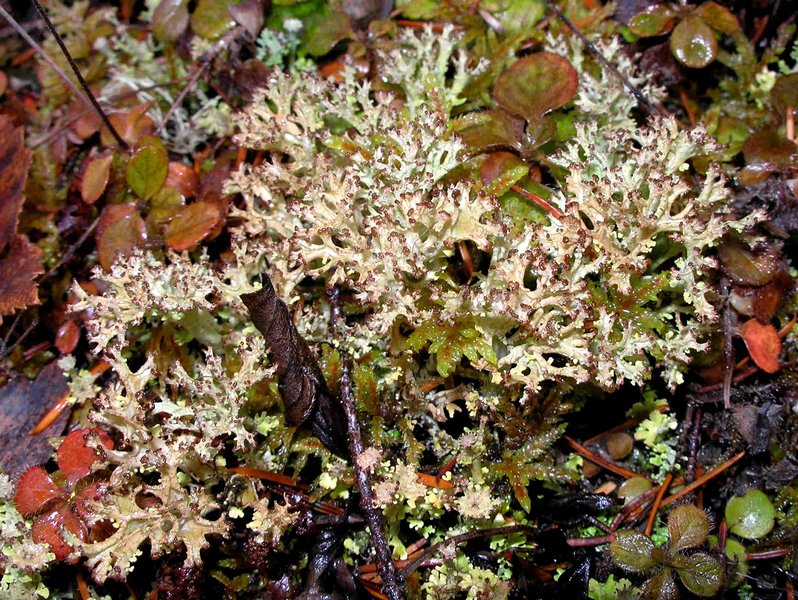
[152,0,189,43]
[610,530,657,572]
[126,144,168,201]
[670,16,718,69]
[407,319,496,378]
[191,0,236,39]
[677,552,724,597]
[617,477,653,503]
[492,53,578,122]
[668,504,711,552]
[726,488,776,540]
[628,5,676,37]
[303,10,353,56]
[453,110,526,152]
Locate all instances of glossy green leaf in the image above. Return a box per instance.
[668,504,711,552]
[629,5,676,37]
[743,127,798,170]
[126,144,168,201]
[96,203,146,271]
[677,552,724,597]
[693,1,739,34]
[610,530,656,572]
[726,488,776,540]
[493,53,578,122]
[670,16,718,69]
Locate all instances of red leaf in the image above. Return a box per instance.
[31,504,87,561]
[14,466,65,517]
[493,53,578,122]
[0,235,44,315]
[54,320,80,354]
[166,161,199,199]
[56,428,114,486]
[0,114,32,251]
[739,319,781,374]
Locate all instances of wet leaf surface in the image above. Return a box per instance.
[152,0,190,44]
[678,552,723,597]
[31,503,88,561]
[191,0,236,39]
[670,16,718,69]
[629,5,675,37]
[610,529,656,572]
[493,53,578,122]
[726,488,776,539]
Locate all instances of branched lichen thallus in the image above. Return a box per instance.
[241,273,349,458]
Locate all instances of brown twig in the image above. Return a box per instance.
[30,0,128,150]
[564,436,647,480]
[328,288,403,600]
[566,534,614,547]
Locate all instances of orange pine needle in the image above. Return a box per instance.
[644,473,672,537]
[227,466,308,490]
[29,392,72,435]
[76,572,90,600]
[564,436,647,480]
[417,471,454,490]
[660,451,745,508]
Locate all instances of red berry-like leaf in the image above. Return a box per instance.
[739,319,781,374]
[14,466,65,517]
[31,505,88,561]
[56,428,114,486]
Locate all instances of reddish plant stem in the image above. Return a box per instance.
[566,534,613,547]
[746,548,792,561]
[510,185,564,220]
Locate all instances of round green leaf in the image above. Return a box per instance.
[670,16,718,69]
[126,144,168,201]
[493,53,578,122]
[629,5,676,37]
[454,110,526,152]
[726,488,776,540]
[668,504,711,552]
[618,477,653,503]
[610,530,657,572]
[677,552,724,597]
